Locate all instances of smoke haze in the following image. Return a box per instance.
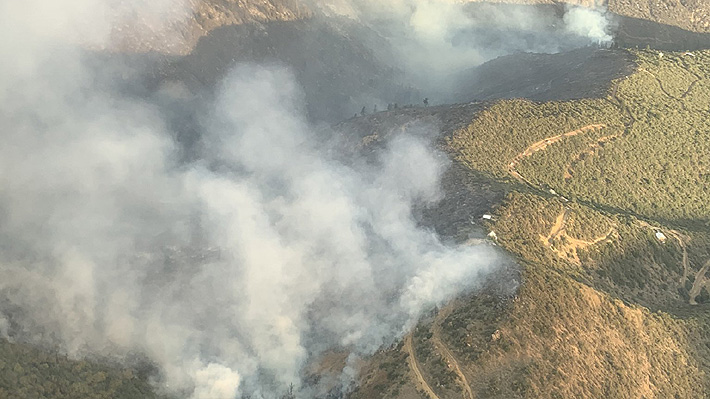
[0,0,613,397]
[311,0,613,99]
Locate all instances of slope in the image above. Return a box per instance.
[349,48,710,399]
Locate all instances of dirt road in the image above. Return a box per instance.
[432,305,475,399]
[405,334,441,399]
[689,260,710,305]
[544,208,570,246]
[508,124,606,183]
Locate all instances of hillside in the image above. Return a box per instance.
[346,48,710,399]
[464,0,710,33]
[7,45,706,399]
[5,1,710,399]
[109,0,311,54]
[159,18,419,123]
[0,339,164,399]
[107,0,710,55]
[450,49,710,226]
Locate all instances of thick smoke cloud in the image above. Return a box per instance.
[563,6,613,44]
[0,1,505,398]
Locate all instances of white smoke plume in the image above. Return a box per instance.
[563,5,613,44]
[0,1,504,398]
[313,0,614,98]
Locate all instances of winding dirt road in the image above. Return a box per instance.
[541,208,615,264]
[666,230,691,286]
[431,306,475,399]
[639,67,702,100]
[544,208,570,246]
[508,124,606,184]
[405,333,441,399]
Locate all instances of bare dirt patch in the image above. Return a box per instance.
[540,207,616,265]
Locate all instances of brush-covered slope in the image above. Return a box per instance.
[161,17,418,123]
[349,48,710,399]
[450,49,710,226]
[0,339,164,399]
[5,4,710,399]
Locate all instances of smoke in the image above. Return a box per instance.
[312,0,614,100]
[563,6,613,44]
[0,315,8,340]
[193,364,241,399]
[0,1,505,398]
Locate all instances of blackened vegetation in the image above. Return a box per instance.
[161,18,419,123]
[452,48,636,103]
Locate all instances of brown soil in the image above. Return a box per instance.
[540,207,615,265]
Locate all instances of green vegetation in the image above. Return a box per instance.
[448,99,625,178]
[440,294,512,365]
[412,322,460,397]
[563,203,615,242]
[436,48,710,396]
[449,49,710,225]
[349,341,416,399]
[7,42,710,399]
[0,339,163,399]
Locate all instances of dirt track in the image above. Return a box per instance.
[688,260,710,305]
[545,209,570,245]
[665,229,691,286]
[508,124,606,184]
[405,334,441,399]
[541,208,615,264]
[432,306,475,399]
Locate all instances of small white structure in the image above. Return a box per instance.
[549,189,557,195]
[655,231,667,243]
[488,231,498,240]
[482,214,493,220]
